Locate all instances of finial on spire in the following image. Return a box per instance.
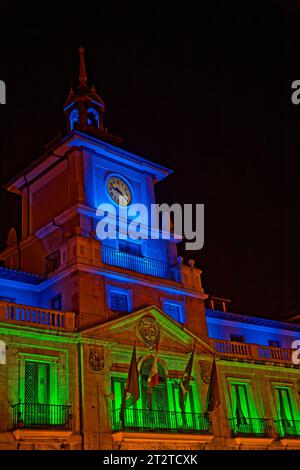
[78,47,88,88]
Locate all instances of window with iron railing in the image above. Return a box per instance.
[45,250,61,275]
[228,381,269,436]
[118,240,142,257]
[102,244,180,282]
[110,370,209,434]
[274,386,300,437]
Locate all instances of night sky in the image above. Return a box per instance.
[0,1,300,320]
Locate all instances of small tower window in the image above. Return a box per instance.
[161,299,185,323]
[107,285,132,313]
[87,108,100,128]
[69,108,79,130]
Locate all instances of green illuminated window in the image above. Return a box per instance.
[172,382,194,414]
[228,381,270,436]
[140,359,168,411]
[111,377,126,412]
[25,361,50,404]
[23,361,51,426]
[275,387,294,423]
[231,383,250,423]
[274,386,300,437]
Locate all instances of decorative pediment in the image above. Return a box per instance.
[80,305,215,357]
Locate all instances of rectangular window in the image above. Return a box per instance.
[171,383,202,431]
[230,334,245,343]
[110,292,129,312]
[172,382,194,414]
[230,383,250,420]
[111,377,126,412]
[162,300,184,323]
[275,387,294,421]
[269,340,281,348]
[275,387,299,437]
[25,361,50,404]
[228,382,271,436]
[51,294,62,311]
[111,377,137,431]
[118,240,142,257]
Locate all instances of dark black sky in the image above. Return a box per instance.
[0,1,300,320]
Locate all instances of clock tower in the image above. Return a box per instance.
[0,48,207,338]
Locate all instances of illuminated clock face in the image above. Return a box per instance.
[106,176,132,206]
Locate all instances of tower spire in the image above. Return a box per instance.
[63,48,122,145]
[78,47,88,89]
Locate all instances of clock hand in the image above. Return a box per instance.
[113,186,125,196]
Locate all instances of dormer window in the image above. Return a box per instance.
[87,107,100,128]
[69,108,79,130]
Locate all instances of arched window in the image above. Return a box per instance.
[87,107,100,128]
[69,108,79,130]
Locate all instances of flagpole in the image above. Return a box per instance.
[179,343,195,414]
[120,343,140,428]
[147,338,160,410]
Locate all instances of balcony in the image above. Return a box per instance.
[0,300,76,331]
[12,403,72,431]
[276,419,300,439]
[211,339,294,365]
[102,244,180,282]
[111,408,211,435]
[229,417,273,438]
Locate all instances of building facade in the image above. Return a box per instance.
[0,49,300,450]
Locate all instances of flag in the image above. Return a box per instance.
[206,358,221,412]
[179,344,195,412]
[147,341,159,408]
[120,344,140,424]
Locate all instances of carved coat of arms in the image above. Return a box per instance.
[137,316,160,349]
[89,350,104,372]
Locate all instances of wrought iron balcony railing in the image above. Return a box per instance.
[211,339,294,365]
[275,419,300,439]
[102,244,180,282]
[111,408,212,434]
[45,250,61,275]
[229,417,273,438]
[12,403,72,431]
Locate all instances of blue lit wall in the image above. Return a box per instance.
[84,150,154,212]
[206,314,300,348]
[0,277,71,311]
[83,148,174,263]
[0,281,39,306]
